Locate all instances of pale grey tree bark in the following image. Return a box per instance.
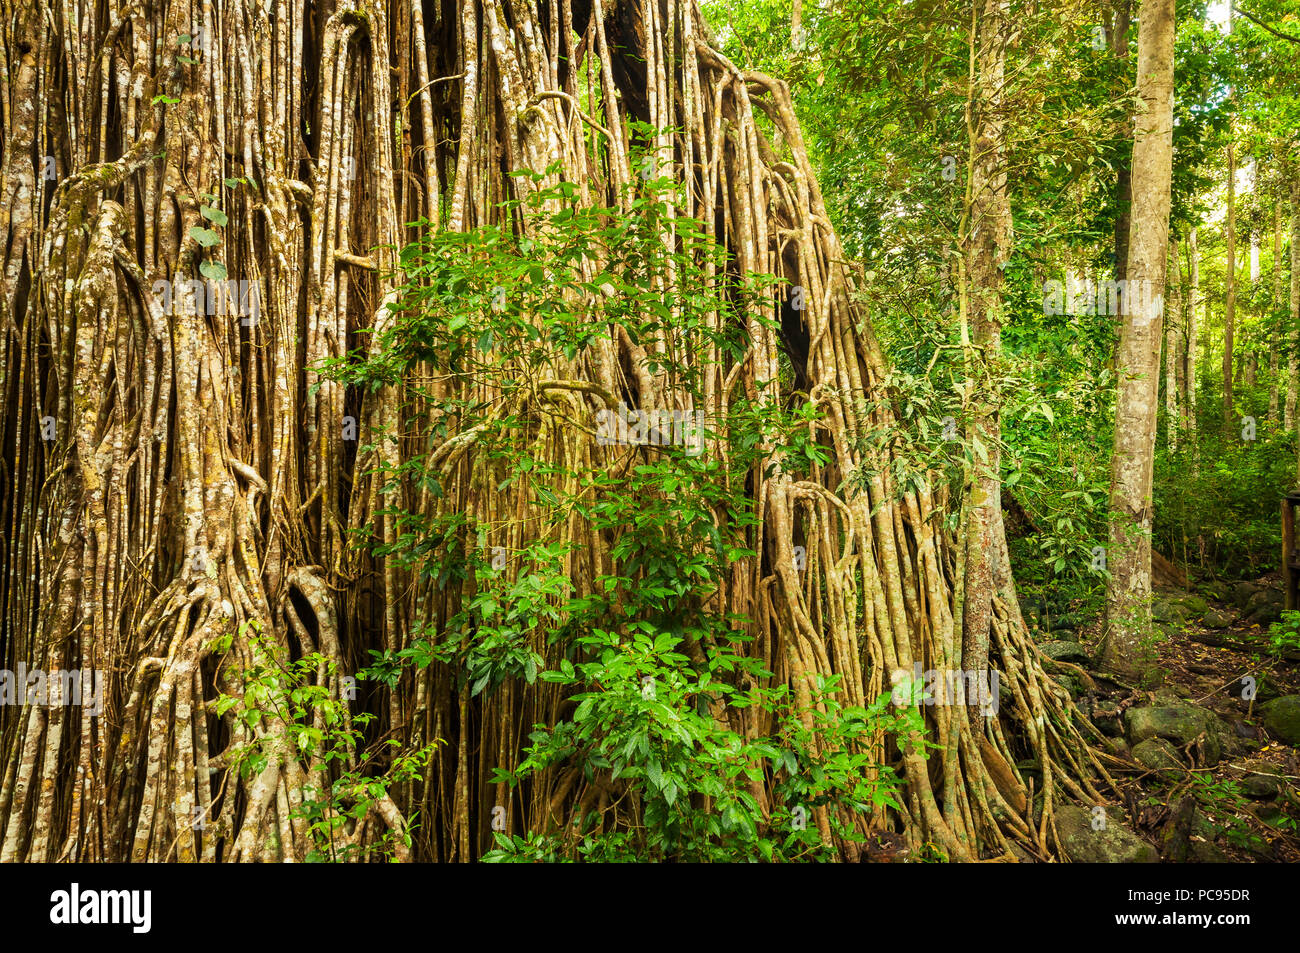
[1103,0,1176,675]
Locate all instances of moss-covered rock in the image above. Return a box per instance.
[1201,608,1233,629]
[1132,737,1184,779]
[1124,705,1222,765]
[1038,640,1090,664]
[1055,804,1158,863]
[1259,695,1300,745]
[1152,594,1207,623]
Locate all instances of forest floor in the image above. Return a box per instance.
[1036,572,1300,863]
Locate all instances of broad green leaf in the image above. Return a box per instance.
[201,205,228,227]
[189,226,220,247]
[199,259,227,281]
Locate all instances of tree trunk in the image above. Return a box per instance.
[1187,228,1199,438]
[958,0,1013,710]
[1279,195,1295,431]
[1102,0,1175,676]
[1293,180,1300,486]
[1269,211,1280,418]
[1248,229,1259,393]
[1166,238,1182,448]
[1225,140,1237,425]
[1109,0,1133,283]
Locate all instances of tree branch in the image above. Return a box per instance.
[1237,6,1300,45]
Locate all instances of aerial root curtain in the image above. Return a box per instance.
[0,0,1107,862]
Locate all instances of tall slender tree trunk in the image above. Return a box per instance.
[1273,201,1283,420]
[1103,0,1176,676]
[1248,234,1260,394]
[1225,140,1237,425]
[1166,237,1182,448]
[959,0,1012,704]
[1187,228,1199,439]
[1280,180,1297,431]
[1293,180,1300,487]
[1109,0,1133,282]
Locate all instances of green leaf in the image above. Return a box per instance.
[201,205,229,227]
[199,260,227,281]
[189,226,220,248]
